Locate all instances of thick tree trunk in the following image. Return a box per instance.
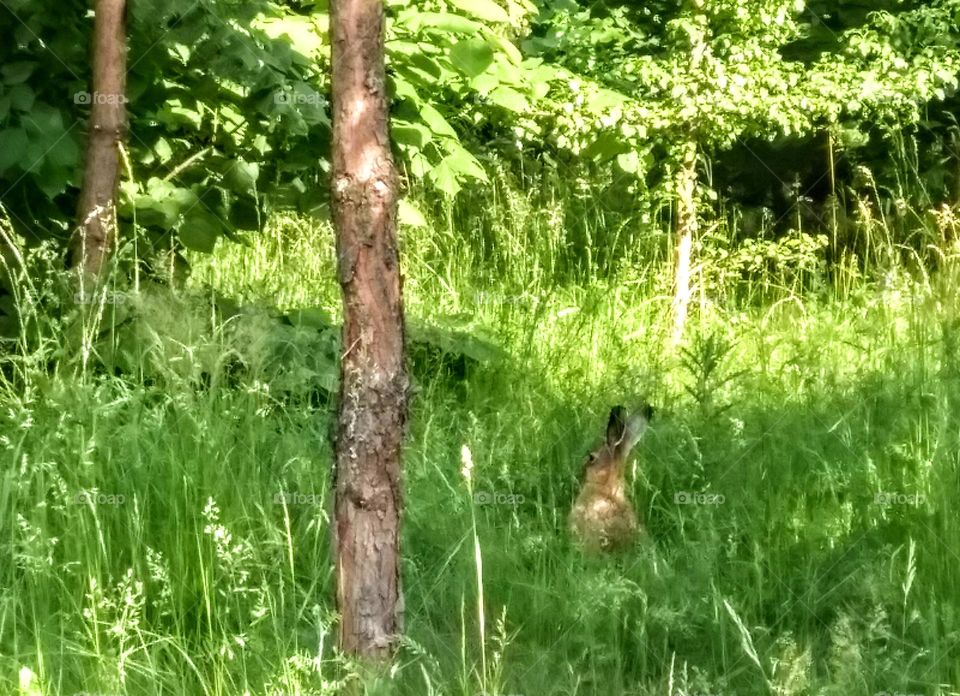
[671,141,698,347]
[330,0,409,661]
[71,0,127,277]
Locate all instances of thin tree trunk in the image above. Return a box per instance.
[827,130,838,252]
[71,0,127,277]
[672,141,698,346]
[330,0,409,661]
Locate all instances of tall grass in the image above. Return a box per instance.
[2,161,960,695]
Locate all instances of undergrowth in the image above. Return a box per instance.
[2,175,960,695]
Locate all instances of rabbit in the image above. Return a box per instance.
[569,403,654,552]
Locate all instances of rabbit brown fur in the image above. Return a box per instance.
[569,404,653,552]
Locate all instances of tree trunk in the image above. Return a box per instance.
[71,0,127,277]
[671,141,698,347]
[330,0,409,662]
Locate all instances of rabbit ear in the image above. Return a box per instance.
[621,404,653,454]
[605,406,627,446]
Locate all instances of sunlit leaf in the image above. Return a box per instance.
[448,0,511,23]
[449,38,495,79]
[399,198,428,227]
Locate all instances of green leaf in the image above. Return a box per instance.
[448,0,510,23]
[429,158,462,197]
[527,63,560,84]
[387,40,422,58]
[483,32,522,65]
[583,131,630,161]
[135,178,197,229]
[399,198,428,227]
[159,99,203,130]
[37,158,71,199]
[445,143,488,181]
[616,151,640,174]
[488,85,529,112]
[45,133,80,168]
[257,15,325,58]
[0,129,28,173]
[419,102,458,139]
[229,195,261,231]
[250,134,270,157]
[21,104,61,135]
[485,57,526,88]
[449,38,495,79]
[391,76,422,104]
[408,151,432,178]
[179,209,222,252]
[224,158,260,193]
[24,144,46,172]
[153,138,174,165]
[9,84,35,113]
[531,79,550,100]
[586,88,628,114]
[471,72,501,95]
[219,104,245,128]
[393,121,433,149]
[169,43,191,64]
[410,54,445,81]
[1,62,36,85]
[406,12,484,34]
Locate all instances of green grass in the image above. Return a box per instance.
[2,190,960,695]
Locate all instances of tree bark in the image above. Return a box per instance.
[330,0,409,661]
[71,0,127,277]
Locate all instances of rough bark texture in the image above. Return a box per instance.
[672,141,698,347]
[330,0,409,661]
[71,0,127,277]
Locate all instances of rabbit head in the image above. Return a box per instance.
[581,404,653,486]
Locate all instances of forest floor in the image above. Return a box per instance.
[3,213,960,695]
